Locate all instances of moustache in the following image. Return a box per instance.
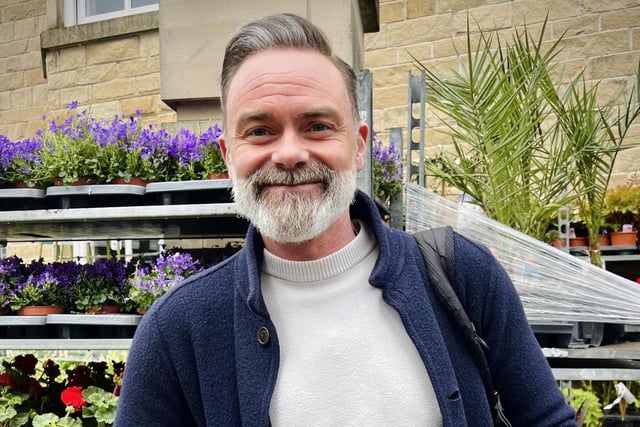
[251,162,335,191]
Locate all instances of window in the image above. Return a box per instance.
[64,0,158,26]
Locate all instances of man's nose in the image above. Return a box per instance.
[271,129,310,169]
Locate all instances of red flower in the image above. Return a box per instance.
[0,373,15,388]
[43,359,61,379]
[67,365,91,388]
[61,386,86,411]
[24,378,42,397]
[13,354,37,374]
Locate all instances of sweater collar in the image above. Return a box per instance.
[261,219,375,283]
[243,190,396,316]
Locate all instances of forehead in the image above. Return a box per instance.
[224,48,349,124]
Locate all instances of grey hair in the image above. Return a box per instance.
[220,13,359,126]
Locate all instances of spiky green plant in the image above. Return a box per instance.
[416,17,640,266]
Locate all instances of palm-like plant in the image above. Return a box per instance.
[557,74,640,266]
[417,18,576,242]
[417,17,640,266]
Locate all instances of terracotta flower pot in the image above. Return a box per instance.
[610,231,637,246]
[569,237,589,247]
[109,177,151,186]
[84,304,120,314]
[207,172,229,179]
[53,176,96,186]
[17,305,65,316]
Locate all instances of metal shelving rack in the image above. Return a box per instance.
[0,179,248,352]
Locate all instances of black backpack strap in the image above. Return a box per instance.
[413,226,512,427]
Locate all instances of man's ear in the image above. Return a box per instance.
[220,135,229,163]
[355,122,369,172]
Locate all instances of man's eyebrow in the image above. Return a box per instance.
[235,112,272,128]
[297,108,342,122]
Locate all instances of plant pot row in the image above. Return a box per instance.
[559,231,638,248]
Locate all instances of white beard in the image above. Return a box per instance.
[230,160,357,243]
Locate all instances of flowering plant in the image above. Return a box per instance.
[372,132,403,203]
[71,258,128,312]
[0,256,24,312]
[37,102,103,186]
[0,102,229,187]
[0,354,123,426]
[7,259,73,312]
[98,111,169,183]
[153,125,225,181]
[125,252,202,313]
[0,136,46,188]
[197,125,226,178]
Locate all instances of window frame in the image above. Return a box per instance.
[64,0,158,27]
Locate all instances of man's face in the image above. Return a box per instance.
[220,48,368,243]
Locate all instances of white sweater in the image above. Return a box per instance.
[261,222,442,426]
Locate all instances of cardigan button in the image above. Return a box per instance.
[257,326,270,345]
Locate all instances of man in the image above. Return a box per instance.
[115,13,577,426]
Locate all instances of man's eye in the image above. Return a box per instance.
[248,128,270,137]
[309,123,330,132]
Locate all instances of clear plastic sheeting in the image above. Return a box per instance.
[405,183,640,324]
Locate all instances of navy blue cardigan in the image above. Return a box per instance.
[115,191,577,426]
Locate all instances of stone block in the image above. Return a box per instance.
[0,71,24,91]
[438,0,487,14]
[380,1,404,23]
[118,56,159,78]
[87,101,121,120]
[59,45,86,71]
[25,68,45,86]
[602,7,640,31]
[583,0,637,13]
[387,15,451,47]
[93,78,136,102]
[365,47,399,67]
[10,87,32,109]
[139,32,160,57]
[551,15,599,38]
[406,0,434,19]
[398,41,432,63]
[120,95,156,116]
[452,4,512,34]
[59,86,91,107]
[513,0,578,22]
[0,92,10,110]
[553,30,630,62]
[136,73,161,95]
[371,65,411,87]
[2,40,28,56]
[13,16,37,40]
[0,22,13,43]
[47,69,78,90]
[2,0,46,22]
[373,84,409,110]
[87,37,140,65]
[6,51,41,72]
[31,83,47,104]
[76,63,117,85]
[590,53,639,80]
[364,31,388,51]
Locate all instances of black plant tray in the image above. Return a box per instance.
[0,188,49,211]
[144,179,233,205]
[46,314,142,339]
[45,184,147,208]
[0,314,142,339]
[0,316,59,339]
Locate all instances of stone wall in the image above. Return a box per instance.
[364,0,640,186]
[0,1,174,141]
[2,1,640,195]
